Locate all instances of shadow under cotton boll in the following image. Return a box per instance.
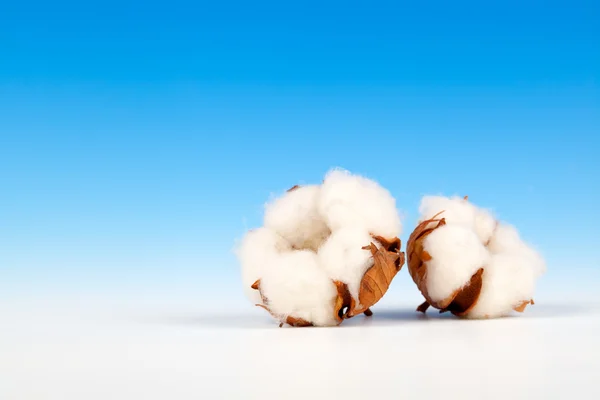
[358,308,441,322]
[133,311,277,330]
[512,303,590,319]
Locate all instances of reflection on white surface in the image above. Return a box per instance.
[1,284,599,400]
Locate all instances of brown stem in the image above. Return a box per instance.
[416,301,430,313]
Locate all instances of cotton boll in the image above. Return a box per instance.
[259,250,339,326]
[239,168,405,326]
[409,195,546,317]
[466,253,539,319]
[319,168,401,238]
[264,185,331,252]
[318,228,377,303]
[419,195,496,243]
[422,224,491,304]
[236,228,291,304]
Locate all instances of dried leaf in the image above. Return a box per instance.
[437,268,484,316]
[406,214,447,309]
[372,235,401,253]
[513,299,534,313]
[284,316,313,327]
[416,301,430,313]
[252,279,269,305]
[349,237,405,317]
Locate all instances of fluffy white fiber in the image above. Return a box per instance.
[259,251,339,327]
[419,195,496,244]
[236,228,291,304]
[320,169,401,239]
[318,228,379,303]
[419,195,545,318]
[236,168,402,326]
[264,185,330,252]
[467,253,540,319]
[422,224,490,304]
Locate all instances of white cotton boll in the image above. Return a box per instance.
[317,228,377,303]
[419,195,496,243]
[422,224,491,304]
[264,185,331,252]
[466,253,539,319]
[414,195,545,318]
[319,168,401,238]
[236,228,291,304]
[259,250,339,326]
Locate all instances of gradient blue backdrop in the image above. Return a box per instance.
[1,1,598,292]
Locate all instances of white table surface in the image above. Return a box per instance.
[2,274,598,400]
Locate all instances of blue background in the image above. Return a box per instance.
[1,1,598,292]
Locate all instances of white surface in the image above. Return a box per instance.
[2,283,599,400]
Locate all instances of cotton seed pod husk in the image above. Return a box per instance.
[406,196,540,318]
